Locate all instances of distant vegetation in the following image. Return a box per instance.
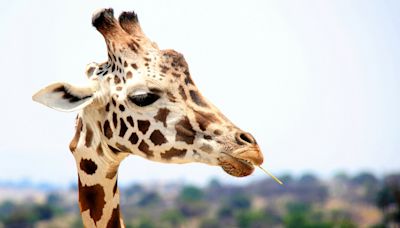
[0,172,399,228]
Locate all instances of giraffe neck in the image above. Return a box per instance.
[77,168,123,227]
[71,112,127,227]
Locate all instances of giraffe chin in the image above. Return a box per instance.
[218,153,257,177]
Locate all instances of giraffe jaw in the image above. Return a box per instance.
[219,150,263,177]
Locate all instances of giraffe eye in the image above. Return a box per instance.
[129,93,160,107]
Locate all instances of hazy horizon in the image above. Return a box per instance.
[1,1,399,186]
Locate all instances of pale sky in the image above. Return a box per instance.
[1,0,399,186]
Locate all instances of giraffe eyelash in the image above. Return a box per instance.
[129,93,160,107]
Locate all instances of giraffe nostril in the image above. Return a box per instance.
[236,132,257,145]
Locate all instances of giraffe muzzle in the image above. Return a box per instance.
[219,153,256,177]
[218,146,264,177]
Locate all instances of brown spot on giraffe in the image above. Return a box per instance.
[160,65,169,74]
[137,120,150,134]
[126,116,134,127]
[70,117,83,152]
[108,145,122,154]
[85,125,93,148]
[179,85,187,100]
[114,76,121,85]
[78,179,106,223]
[162,49,188,69]
[96,144,104,156]
[112,42,116,53]
[190,90,208,107]
[97,121,102,133]
[167,92,177,102]
[161,148,187,160]
[184,70,194,85]
[53,86,92,103]
[129,132,139,145]
[171,72,181,78]
[154,108,170,127]
[112,113,118,128]
[203,135,212,140]
[113,180,118,196]
[131,63,138,70]
[119,118,128,137]
[103,120,113,139]
[127,39,140,53]
[106,205,121,228]
[200,144,213,153]
[80,158,98,175]
[106,164,119,179]
[86,66,95,77]
[126,71,132,79]
[138,140,153,157]
[194,110,221,131]
[149,130,167,146]
[175,116,196,144]
[116,142,131,153]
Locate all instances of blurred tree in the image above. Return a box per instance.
[72,217,84,228]
[46,192,63,205]
[177,186,208,217]
[33,205,52,221]
[235,210,274,228]
[218,206,233,219]
[160,209,184,227]
[132,217,156,228]
[299,173,319,184]
[207,178,222,189]
[376,185,395,210]
[178,201,207,217]
[279,173,294,183]
[284,202,356,228]
[227,194,251,210]
[200,218,220,228]
[351,172,380,202]
[333,172,350,183]
[125,183,145,196]
[177,186,207,217]
[178,186,206,216]
[137,192,161,207]
[376,174,400,226]
[0,201,16,221]
[2,206,37,228]
[179,185,204,202]
[0,201,64,227]
[351,172,378,186]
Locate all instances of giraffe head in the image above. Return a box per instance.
[33,9,263,177]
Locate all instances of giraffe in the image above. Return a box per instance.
[33,8,264,227]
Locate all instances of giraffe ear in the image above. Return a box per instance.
[32,82,94,112]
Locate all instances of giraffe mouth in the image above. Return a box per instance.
[219,152,259,177]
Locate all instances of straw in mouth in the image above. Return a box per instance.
[258,166,283,185]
